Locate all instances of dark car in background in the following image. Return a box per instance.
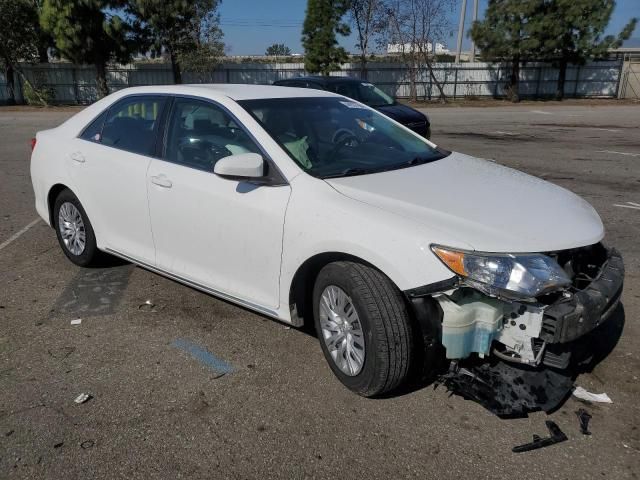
[273,76,431,139]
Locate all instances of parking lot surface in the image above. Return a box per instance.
[1,103,639,479]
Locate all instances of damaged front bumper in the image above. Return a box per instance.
[407,245,624,370]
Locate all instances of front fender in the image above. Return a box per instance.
[278,174,466,317]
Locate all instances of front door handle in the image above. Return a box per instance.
[150,175,173,188]
[70,151,85,163]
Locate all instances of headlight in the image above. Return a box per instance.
[431,245,571,299]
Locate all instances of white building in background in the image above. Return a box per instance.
[386,42,450,55]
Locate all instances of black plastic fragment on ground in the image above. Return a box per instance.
[437,360,574,417]
[575,408,592,435]
[512,420,568,453]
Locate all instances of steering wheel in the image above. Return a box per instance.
[178,139,232,170]
[328,129,359,162]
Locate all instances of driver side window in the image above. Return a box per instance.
[165,98,260,171]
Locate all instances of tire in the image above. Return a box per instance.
[53,189,99,267]
[313,261,414,397]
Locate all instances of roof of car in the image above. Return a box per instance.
[105,84,338,101]
[275,76,362,85]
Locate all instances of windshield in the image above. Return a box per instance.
[239,97,447,179]
[357,82,395,107]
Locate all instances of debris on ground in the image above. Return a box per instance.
[437,360,573,417]
[80,440,95,449]
[572,386,612,403]
[53,442,64,449]
[47,346,75,359]
[138,299,156,312]
[74,393,92,404]
[575,408,592,435]
[512,421,568,453]
[70,318,82,326]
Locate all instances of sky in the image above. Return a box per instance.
[218,0,640,55]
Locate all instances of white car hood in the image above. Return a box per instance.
[325,152,604,253]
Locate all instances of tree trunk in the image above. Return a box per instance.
[360,54,367,81]
[409,66,417,102]
[556,57,567,100]
[509,56,520,103]
[169,50,182,84]
[424,58,447,103]
[95,62,109,99]
[5,63,16,105]
[38,46,49,64]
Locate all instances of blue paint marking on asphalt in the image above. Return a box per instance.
[171,338,234,375]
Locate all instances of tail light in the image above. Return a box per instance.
[30,138,37,152]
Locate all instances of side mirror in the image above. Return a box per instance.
[214,152,264,179]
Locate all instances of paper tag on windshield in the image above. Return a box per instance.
[340,101,366,109]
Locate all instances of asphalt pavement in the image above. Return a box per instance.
[1,102,639,479]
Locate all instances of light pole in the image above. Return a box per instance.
[470,0,478,62]
[455,0,468,64]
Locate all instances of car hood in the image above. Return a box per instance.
[325,152,604,253]
[375,103,428,124]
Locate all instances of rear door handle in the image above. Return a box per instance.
[70,151,85,163]
[150,175,173,188]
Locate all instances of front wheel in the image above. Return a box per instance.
[313,261,414,397]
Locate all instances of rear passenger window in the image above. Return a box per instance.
[80,110,108,142]
[101,96,166,156]
[165,98,260,171]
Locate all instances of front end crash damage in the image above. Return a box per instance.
[407,244,624,416]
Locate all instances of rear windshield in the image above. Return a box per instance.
[239,97,447,179]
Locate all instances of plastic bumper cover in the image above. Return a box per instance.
[540,247,624,345]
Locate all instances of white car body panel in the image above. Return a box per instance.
[67,137,157,264]
[326,152,604,253]
[278,173,467,304]
[30,84,606,327]
[147,158,291,309]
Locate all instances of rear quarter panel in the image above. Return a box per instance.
[30,129,77,227]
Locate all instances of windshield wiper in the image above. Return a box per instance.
[402,156,432,167]
[322,157,435,179]
[322,167,370,179]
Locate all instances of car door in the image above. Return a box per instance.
[146,96,291,310]
[69,95,168,264]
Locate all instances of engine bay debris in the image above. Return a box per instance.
[437,360,573,417]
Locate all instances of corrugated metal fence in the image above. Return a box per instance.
[0,60,624,105]
[619,58,640,99]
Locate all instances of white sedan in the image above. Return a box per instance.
[30,85,624,396]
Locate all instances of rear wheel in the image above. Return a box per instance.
[53,189,99,267]
[313,261,414,397]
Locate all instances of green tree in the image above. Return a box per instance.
[32,0,54,62]
[302,0,351,75]
[535,0,637,99]
[128,0,225,84]
[0,0,40,104]
[265,43,292,57]
[41,0,134,98]
[470,0,542,102]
